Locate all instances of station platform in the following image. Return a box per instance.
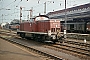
[0,38,43,60]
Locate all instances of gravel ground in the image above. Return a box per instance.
[10,38,82,60]
[0,38,46,60]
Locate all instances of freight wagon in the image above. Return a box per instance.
[86,22,90,33]
[17,15,63,43]
[61,22,90,33]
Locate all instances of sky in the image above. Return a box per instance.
[0,0,90,23]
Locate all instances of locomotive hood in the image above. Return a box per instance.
[35,15,49,21]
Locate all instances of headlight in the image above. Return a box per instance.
[51,35,56,39]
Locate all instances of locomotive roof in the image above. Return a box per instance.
[36,19,60,22]
[34,15,49,21]
[35,15,49,18]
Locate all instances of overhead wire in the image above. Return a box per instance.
[0,0,16,10]
[0,0,21,18]
[0,0,16,18]
[0,0,63,22]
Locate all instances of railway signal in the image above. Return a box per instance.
[20,7,22,23]
[20,7,25,23]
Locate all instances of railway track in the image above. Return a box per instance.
[0,29,90,60]
[0,37,63,60]
[64,40,90,47]
[0,29,64,60]
[42,42,90,59]
[52,43,90,56]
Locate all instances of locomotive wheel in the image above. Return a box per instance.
[20,33,25,38]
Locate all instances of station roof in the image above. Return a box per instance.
[47,3,90,21]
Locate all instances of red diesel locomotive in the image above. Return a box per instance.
[9,24,20,30]
[17,15,63,43]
